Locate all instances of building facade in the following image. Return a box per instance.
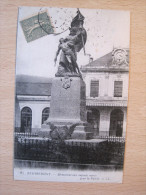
[15,48,129,137]
[81,48,129,137]
[15,78,52,133]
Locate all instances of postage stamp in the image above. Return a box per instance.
[20,11,54,42]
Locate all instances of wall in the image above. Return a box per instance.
[90,106,127,136]
[84,72,129,99]
[0,0,146,194]
[15,97,50,132]
[84,71,128,137]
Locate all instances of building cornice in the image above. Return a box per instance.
[86,99,127,107]
[81,66,129,73]
[17,95,51,101]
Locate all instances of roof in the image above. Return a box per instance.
[87,52,113,67]
[81,49,129,73]
[16,82,52,96]
[16,75,52,96]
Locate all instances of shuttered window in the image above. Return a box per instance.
[114,81,123,97]
[90,80,99,97]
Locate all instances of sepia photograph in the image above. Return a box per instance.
[14,6,130,183]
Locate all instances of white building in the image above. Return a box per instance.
[81,48,129,137]
[15,76,52,133]
[15,48,129,137]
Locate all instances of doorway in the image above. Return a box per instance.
[109,109,123,137]
[87,109,100,136]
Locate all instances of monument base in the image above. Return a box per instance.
[39,122,93,140]
[71,123,93,140]
[40,76,93,140]
[38,126,51,138]
[71,130,93,140]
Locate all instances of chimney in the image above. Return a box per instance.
[89,57,93,63]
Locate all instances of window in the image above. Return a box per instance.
[42,107,50,124]
[21,107,32,133]
[114,81,123,97]
[90,80,99,97]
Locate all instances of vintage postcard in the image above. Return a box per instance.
[14,6,130,183]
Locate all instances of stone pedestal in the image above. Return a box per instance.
[40,76,92,140]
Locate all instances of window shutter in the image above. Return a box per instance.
[90,80,99,97]
[114,81,123,97]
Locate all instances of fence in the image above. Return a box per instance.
[14,136,125,167]
[14,132,38,138]
[14,133,125,142]
[98,136,125,143]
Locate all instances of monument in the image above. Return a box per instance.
[41,9,92,140]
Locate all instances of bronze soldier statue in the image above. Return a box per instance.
[55,9,87,78]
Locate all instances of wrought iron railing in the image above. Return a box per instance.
[14,132,38,138]
[98,136,125,142]
[14,137,125,167]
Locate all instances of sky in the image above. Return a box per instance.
[16,7,130,78]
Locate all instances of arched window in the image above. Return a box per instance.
[42,107,50,124]
[21,107,32,133]
[109,109,124,137]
